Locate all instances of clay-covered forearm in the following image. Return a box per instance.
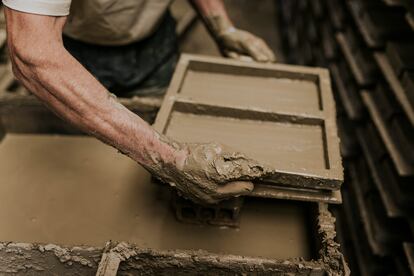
[4,8,182,169]
[190,0,234,37]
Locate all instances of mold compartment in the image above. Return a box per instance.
[167,109,327,174]
[178,60,322,115]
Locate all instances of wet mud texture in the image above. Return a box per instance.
[0,240,345,275]
[0,206,347,275]
[0,135,347,275]
[0,134,311,259]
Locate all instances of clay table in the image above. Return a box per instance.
[0,134,348,275]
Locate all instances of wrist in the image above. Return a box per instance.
[153,133,187,169]
[206,14,235,38]
[173,147,188,169]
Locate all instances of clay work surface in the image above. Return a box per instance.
[0,134,314,260]
[0,134,346,275]
[155,54,343,195]
[0,134,348,275]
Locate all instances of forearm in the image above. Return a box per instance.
[190,0,275,62]
[20,50,179,165]
[190,0,233,36]
[5,9,183,169]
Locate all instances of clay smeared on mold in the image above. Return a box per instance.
[147,141,274,204]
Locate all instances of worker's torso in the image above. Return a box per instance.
[63,0,172,46]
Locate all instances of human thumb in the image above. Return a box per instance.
[215,181,254,200]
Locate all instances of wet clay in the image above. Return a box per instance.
[166,112,326,173]
[0,134,313,260]
[180,71,320,114]
[148,141,267,204]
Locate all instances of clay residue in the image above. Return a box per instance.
[317,204,350,276]
[0,240,346,275]
[0,242,99,275]
[0,134,313,260]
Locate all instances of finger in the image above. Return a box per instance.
[225,50,254,62]
[254,38,276,62]
[260,43,277,62]
[246,38,276,63]
[224,50,241,59]
[215,181,254,199]
[238,55,254,62]
[244,42,270,62]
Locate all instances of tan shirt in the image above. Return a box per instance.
[2,0,172,45]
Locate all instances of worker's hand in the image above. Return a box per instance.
[217,28,276,63]
[154,142,273,204]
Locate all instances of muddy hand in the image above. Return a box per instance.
[218,28,276,63]
[156,143,273,205]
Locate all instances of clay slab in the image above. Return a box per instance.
[155,54,343,194]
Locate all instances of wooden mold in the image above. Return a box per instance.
[154,54,343,203]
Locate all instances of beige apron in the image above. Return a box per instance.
[63,0,172,46]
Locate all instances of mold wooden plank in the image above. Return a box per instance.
[321,23,339,61]
[374,52,414,125]
[402,72,414,112]
[361,90,414,175]
[348,157,410,257]
[341,188,394,276]
[347,0,412,49]
[329,62,364,120]
[386,42,414,78]
[407,13,414,31]
[325,0,348,30]
[155,54,343,194]
[336,31,377,87]
[356,122,414,215]
[403,242,414,275]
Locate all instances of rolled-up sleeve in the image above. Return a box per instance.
[2,0,72,16]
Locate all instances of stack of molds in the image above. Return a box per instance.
[278,0,414,275]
